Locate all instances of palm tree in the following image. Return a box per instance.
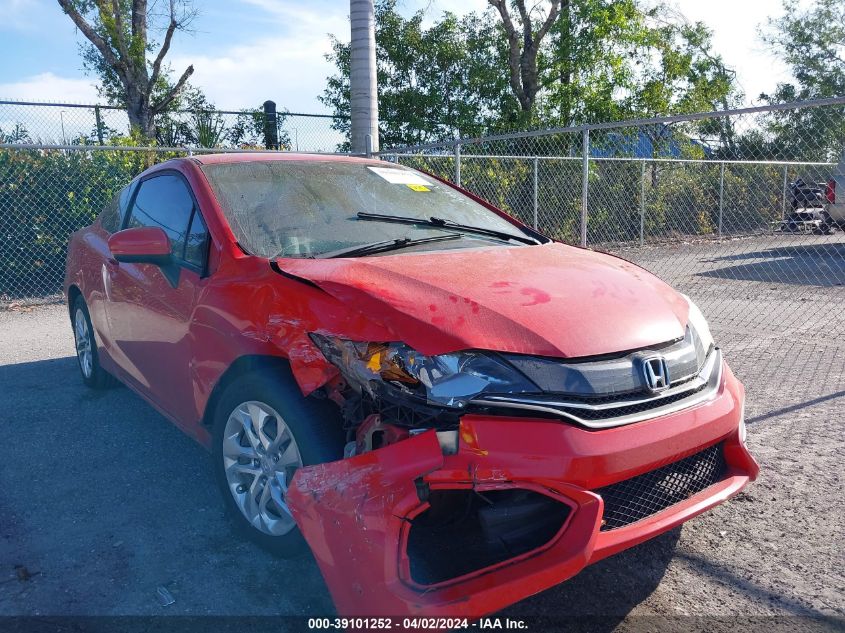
[349,0,379,155]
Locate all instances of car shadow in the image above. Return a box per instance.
[696,242,845,287]
[1,356,798,625]
[0,356,333,616]
[496,527,681,631]
[746,389,845,426]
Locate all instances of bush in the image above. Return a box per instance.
[0,148,178,299]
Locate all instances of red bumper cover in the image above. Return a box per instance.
[287,362,758,618]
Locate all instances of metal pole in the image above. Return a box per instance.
[262,100,278,150]
[94,106,104,146]
[349,0,379,154]
[533,157,539,230]
[640,160,646,247]
[581,128,589,247]
[718,162,725,238]
[782,164,789,220]
[454,143,461,187]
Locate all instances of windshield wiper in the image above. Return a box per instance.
[317,233,462,259]
[356,211,540,245]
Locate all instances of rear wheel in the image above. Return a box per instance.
[72,296,116,389]
[211,367,344,557]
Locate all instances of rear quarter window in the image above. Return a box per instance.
[98,183,134,233]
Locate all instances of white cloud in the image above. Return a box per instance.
[0,74,104,143]
[0,72,99,103]
[170,3,348,113]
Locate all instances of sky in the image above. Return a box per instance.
[0,0,796,115]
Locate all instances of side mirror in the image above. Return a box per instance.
[107,227,181,287]
[108,227,171,265]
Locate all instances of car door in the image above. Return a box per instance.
[94,180,137,352]
[103,171,210,427]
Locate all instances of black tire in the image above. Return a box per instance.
[71,296,117,389]
[211,366,344,557]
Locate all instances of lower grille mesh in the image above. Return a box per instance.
[596,443,727,531]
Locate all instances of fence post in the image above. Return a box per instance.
[454,143,461,187]
[262,100,278,150]
[94,106,105,146]
[640,160,646,247]
[580,128,590,247]
[533,157,539,230]
[782,164,789,220]
[718,162,725,238]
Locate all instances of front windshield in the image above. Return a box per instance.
[200,160,533,258]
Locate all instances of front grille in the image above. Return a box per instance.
[595,442,727,531]
[549,382,709,421]
[472,349,722,430]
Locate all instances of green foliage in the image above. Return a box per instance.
[322,0,742,149]
[321,0,518,149]
[762,0,845,102]
[0,148,177,298]
[0,124,32,144]
[60,0,196,139]
[757,0,845,162]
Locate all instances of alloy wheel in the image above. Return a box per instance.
[222,401,303,536]
[74,308,93,379]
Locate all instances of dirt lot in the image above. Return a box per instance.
[0,235,843,631]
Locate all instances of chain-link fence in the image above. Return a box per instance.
[382,97,845,408]
[2,97,844,411]
[0,99,347,304]
[0,145,219,302]
[0,100,346,152]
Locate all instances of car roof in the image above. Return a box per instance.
[189,152,386,167]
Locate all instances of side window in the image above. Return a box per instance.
[127,174,194,261]
[99,183,134,233]
[184,210,208,268]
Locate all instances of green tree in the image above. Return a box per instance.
[321,0,517,149]
[323,0,740,149]
[762,0,845,101]
[545,0,643,126]
[758,0,845,161]
[57,0,196,140]
[488,0,561,119]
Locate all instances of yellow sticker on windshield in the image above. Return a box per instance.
[407,184,430,192]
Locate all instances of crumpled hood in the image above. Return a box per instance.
[279,242,689,358]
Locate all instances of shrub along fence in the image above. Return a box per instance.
[0,145,191,300]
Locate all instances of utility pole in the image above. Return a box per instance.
[349,0,379,155]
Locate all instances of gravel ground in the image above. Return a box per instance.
[1,236,843,631]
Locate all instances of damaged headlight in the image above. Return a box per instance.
[310,334,538,408]
[682,294,715,355]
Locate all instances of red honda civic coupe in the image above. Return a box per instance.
[64,153,758,618]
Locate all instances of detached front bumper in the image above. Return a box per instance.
[287,360,758,618]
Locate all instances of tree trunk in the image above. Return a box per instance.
[489,0,561,116]
[349,0,379,154]
[126,89,156,139]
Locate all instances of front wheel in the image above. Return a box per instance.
[211,368,344,557]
